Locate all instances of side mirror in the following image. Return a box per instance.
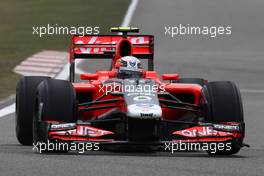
[162,74,180,81]
[80,73,98,80]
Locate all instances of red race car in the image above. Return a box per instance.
[16,27,247,155]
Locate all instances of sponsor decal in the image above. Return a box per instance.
[135,103,155,108]
[77,126,113,137]
[174,126,218,137]
[140,113,153,117]
[213,124,240,131]
[133,96,152,101]
[129,60,136,67]
[50,123,76,130]
[74,36,149,45]
[127,104,162,118]
[134,103,159,112]
[74,36,149,54]
[127,92,156,96]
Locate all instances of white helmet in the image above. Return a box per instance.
[115,56,143,79]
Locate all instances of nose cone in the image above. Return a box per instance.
[127,103,162,119]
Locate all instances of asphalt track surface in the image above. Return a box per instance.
[1,0,264,176]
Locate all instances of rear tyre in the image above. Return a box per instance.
[16,76,50,145]
[203,81,244,155]
[174,78,205,86]
[33,79,77,152]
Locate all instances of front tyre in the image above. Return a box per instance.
[203,81,244,155]
[33,79,77,152]
[16,76,50,145]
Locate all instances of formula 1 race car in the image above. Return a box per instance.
[16,27,247,155]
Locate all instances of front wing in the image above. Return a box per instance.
[47,120,243,150]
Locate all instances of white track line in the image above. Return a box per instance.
[0,104,15,118]
[0,64,69,119]
[121,0,138,27]
[1,0,263,118]
[0,0,139,118]
[76,0,139,73]
[0,69,69,119]
[0,69,68,119]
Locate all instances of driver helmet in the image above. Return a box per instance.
[115,56,143,79]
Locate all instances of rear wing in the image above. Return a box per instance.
[70,35,154,60]
[69,27,154,82]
